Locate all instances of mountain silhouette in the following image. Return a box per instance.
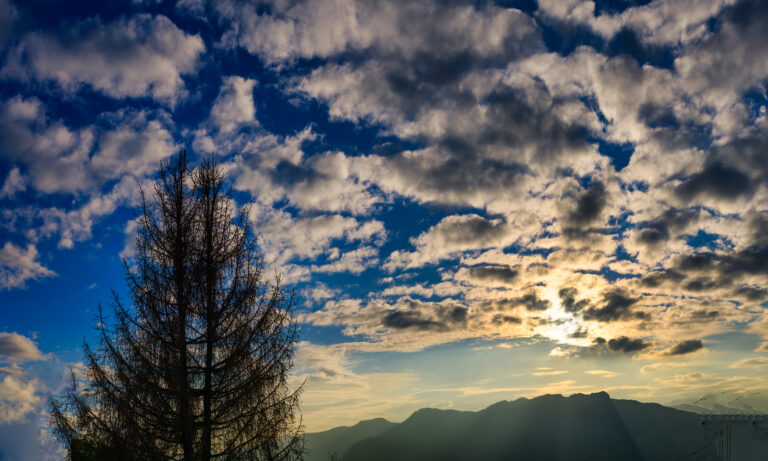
[304,417,396,460]
[304,392,725,461]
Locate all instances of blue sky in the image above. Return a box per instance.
[2,0,768,458]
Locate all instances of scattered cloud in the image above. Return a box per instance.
[0,332,44,363]
[2,14,204,104]
[0,243,55,290]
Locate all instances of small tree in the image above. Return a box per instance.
[50,152,303,460]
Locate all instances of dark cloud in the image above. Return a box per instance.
[514,292,551,312]
[675,162,754,202]
[565,180,607,227]
[639,269,685,288]
[666,339,704,356]
[558,287,589,313]
[582,289,646,322]
[607,336,651,353]
[690,310,719,321]
[637,102,677,129]
[0,332,43,362]
[491,314,521,325]
[382,311,443,331]
[569,328,588,339]
[683,277,723,292]
[465,265,518,285]
[734,285,768,301]
[669,246,768,288]
[382,300,468,332]
[429,214,511,248]
[477,85,592,160]
[635,208,700,246]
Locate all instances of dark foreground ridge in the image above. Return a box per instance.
[305,392,768,461]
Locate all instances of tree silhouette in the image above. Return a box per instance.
[50,152,303,460]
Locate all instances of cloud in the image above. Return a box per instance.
[0,243,55,290]
[730,357,768,368]
[0,96,176,195]
[606,336,652,354]
[532,370,568,376]
[0,167,25,198]
[385,214,514,270]
[513,292,551,312]
[455,265,518,287]
[558,287,589,314]
[217,0,542,64]
[641,362,685,374]
[585,370,619,378]
[0,375,40,425]
[247,204,386,267]
[209,76,258,133]
[582,289,646,323]
[0,333,44,363]
[313,246,379,274]
[674,161,754,202]
[2,14,204,104]
[0,0,18,52]
[564,180,608,228]
[633,207,701,248]
[666,339,705,356]
[537,0,732,47]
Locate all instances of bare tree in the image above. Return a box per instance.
[50,152,303,460]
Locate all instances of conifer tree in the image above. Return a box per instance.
[50,152,303,460]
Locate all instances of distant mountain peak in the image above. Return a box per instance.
[305,392,751,461]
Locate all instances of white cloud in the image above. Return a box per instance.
[0,375,40,425]
[0,97,176,195]
[385,214,515,270]
[247,203,386,266]
[216,0,540,64]
[537,0,733,46]
[0,167,26,197]
[0,243,55,290]
[2,14,204,104]
[209,76,258,133]
[730,357,768,369]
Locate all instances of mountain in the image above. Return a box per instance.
[304,392,725,461]
[303,417,396,461]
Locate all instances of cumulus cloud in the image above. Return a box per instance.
[217,0,542,64]
[0,96,175,194]
[0,243,55,290]
[666,339,705,356]
[0,332,44,363]
[2,14,204,104]
[247,204,386,267]
[0,375,40,425]
[0,167,25,197]
[455,265,519,287]
[537,0,733,46]
[606,336,652,354]
[582,289,646,323]
[385,214,515,270]
[209,76,258,133]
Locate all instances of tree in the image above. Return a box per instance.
[50,152,303,460]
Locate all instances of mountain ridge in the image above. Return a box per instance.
[304,392,724,461]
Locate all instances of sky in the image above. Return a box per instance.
[1,0,768,457]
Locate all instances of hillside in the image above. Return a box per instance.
[304,392,725,461]
[304,417,396,461]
